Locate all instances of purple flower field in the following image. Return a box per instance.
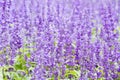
[0,0,120,80]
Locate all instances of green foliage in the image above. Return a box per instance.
[48,75,54,80]
[65,70,79,79]
[28,62,36,67]
[47,74,61,80]
[0,48,7,54]
[0,47,34,80]
[14,54,27,71]
[97,78,105,80]
[1,47,120,80]
[115,78,120,80]
[19,48,29,53]
[26,53,31,58]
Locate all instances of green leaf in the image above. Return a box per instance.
[0,48,6,54]
[65,70,79,78]
[91,27,96,35]
[14,55,27,71]
[26,53,31,58]
[97,78,105,80]
[116,78,120,80]
[14,63,23,70]
[19,48,29,53]
[10,72,20,80]
[28,62,36,67]
[0,67,3,80]
[48,75,55,80]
